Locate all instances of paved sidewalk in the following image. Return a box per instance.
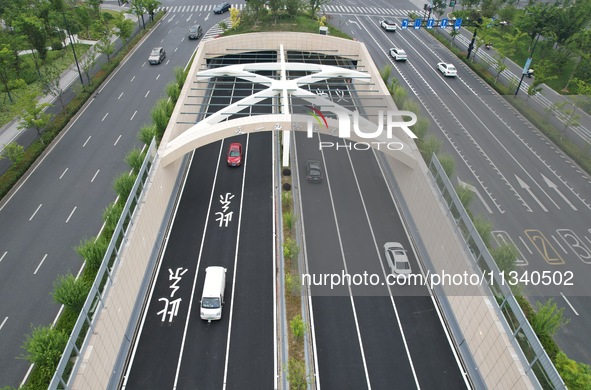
[0,2,132,155]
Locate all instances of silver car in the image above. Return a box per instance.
[384,242,412,276]
[149,47,166,65]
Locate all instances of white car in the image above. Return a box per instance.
[389,47,407,61]
[384,242,412,277]
[380,19,397,31]
[437,62,457,77]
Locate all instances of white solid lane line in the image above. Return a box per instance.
[172,142,225,389]
[317,133,373,389]
[343,143,421,389]
[222,135,250,390]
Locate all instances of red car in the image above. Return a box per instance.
[227,142,243,166]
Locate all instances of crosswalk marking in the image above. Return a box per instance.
[157,4,416,15]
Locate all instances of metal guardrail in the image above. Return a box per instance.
[49,139,157,389]
[428,153,566,390]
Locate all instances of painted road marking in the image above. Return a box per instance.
[492,230,528,266]
[557,229,591,264]
[458,177,493,214]
[524,229,564,265]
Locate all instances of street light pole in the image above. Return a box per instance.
[467,28,477,59]
[514,33,540,96]
[61,11,84,85]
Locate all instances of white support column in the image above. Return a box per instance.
[279,44,291,167]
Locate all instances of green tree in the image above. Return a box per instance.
[52,273,91,313]
[151,98,172,139]
[0,44,25,103]
[143,0,162,22]
[76,236,109,271]
[96,35,115,62]
[41,64,66,108]
[18,94,53,145]
[114,171,138,202]
[80,47,98,86]
[380,65,392,85]
[287,358,308,390]
[516,3,554,45]
[21,325,69,382]
[472,215,492,249]
[166,81,180,103]
[125,147,146,173]
[455,184,474,209]
[0,142,25,164]
[102,201,124,240]
[420,135,441,161]
[13,15,47,74]
[554,352,591,390]
[129,0,147,29]
[138,123,157,145]
[113,11,135,45]
[307,0,330,17]
[438,153,455,177]
[490,243,518,273]
[531,298,570,337]
[290,314,305,339]
[285,0,302,17]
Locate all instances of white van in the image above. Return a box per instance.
[200,266,227,321]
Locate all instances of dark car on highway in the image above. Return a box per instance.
[305,160,323,183]
[213,2,231,13]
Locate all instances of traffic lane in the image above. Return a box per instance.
[554,296,591,364]
[397,26,591,215]
[123,141,221,389]
[177,135,248,388]
[295,132,370,389]
[349,146,468,388]
[318,136,420,388]
[225,132,275,389]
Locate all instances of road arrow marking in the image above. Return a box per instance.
[348,20,361,28]
[541,174,577,211]
[457,177,493,214]
[515,175,548,212]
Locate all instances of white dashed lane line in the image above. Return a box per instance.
[29,204,42,221]
[34,254,48,275]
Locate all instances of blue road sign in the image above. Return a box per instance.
[426,18,435,29]
[401,19,409,29]
[454,18,462,30]
[441,18,448,28]
[522,58,532,74]
[414,19,422,29]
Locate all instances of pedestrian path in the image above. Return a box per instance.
[157,4,416,16]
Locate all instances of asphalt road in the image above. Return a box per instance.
[295,131,468,389]
[123,133,275,389]
[123,41,275,388]
[0,2,233,386]
[327,8,591,364]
